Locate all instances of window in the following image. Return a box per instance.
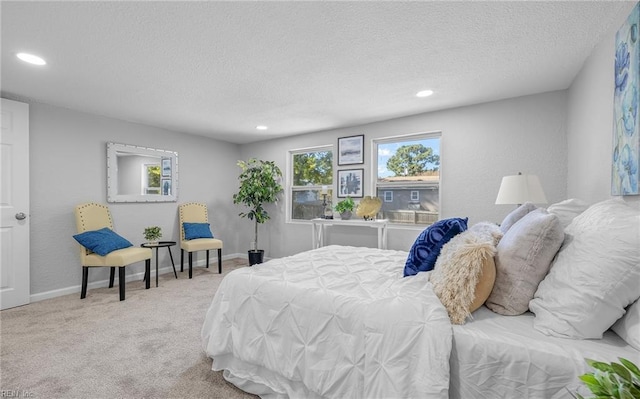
[374,133,440,225]
[289,146,333,220]
[143,164,161,194]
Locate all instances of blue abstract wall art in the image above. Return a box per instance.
[613,2,639,195]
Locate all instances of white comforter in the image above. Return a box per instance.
[201,245,452,399]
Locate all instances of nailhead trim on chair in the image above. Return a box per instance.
[178,202,208,241]
[77,202,114,256]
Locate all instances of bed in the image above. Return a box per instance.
[202,245,452,398]
[202,199,640,398]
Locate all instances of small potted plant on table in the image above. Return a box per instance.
[143,226,162,244]
[334,197,355,220]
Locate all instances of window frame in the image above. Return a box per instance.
[286,144,334,223]
[371,131,442,226]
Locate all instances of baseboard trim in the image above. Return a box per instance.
[30,253,246,303]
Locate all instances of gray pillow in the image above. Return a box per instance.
[500,202,537,233]
[486,208,564,316]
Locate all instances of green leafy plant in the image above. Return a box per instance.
[143,226,162,242]
[232,158,283,250]
[334,197,355,213]
[571,358,640,399]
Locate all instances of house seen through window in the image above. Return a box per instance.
[290,146,333,220]
[374,133,440,225]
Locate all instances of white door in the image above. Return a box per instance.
[0,98,30,310]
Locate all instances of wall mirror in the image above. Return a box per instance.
[107,142,178,203]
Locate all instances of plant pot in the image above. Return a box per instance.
[248,249,265,266]
[340,211,352,220]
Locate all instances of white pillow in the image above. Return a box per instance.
[529,198,640,339]
[612,299,640,351]
[545,198,589,229]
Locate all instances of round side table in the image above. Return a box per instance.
[140,241,177,287]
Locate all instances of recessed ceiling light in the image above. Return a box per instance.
[256,125,268,130]
[16,52,46,66]
[416,90,434,98]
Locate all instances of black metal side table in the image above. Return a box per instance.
[141,241,177,287]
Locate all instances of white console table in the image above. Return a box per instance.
[311,218,389,250]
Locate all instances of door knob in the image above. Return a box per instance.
[15,212,26,220]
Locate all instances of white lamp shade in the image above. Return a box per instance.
[495,174,548,205]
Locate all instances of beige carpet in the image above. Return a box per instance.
[0,259,259,399]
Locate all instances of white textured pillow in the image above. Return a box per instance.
[486,208,564,316]
[530,198,640,339]
[431,222,503,325]
[546,198,589,229]
[612,300,640,351]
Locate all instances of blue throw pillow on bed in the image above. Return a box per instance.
[73,227,133,256]
[403,217,468,277]
[183,222,214,240]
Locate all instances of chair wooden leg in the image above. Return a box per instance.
[206,250,210,269]
[144,259,151,289]
[119,267,125,301]
[81,267,89,299]
[109,267,115,288]
[218,249,222,274]
[188,252,193,279]
[180,249,184,272]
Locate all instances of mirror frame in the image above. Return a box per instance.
[107,142,179,203]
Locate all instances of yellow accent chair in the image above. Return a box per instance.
[74,202,152,301]
[178,202,223,278]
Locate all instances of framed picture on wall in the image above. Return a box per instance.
[337,168,364,198]
[161,158,172,177]
[338,135,364,165]
[161,178,171,196]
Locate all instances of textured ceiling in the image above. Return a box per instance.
[0,1,634,144]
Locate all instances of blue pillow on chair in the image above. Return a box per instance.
[73,227,133,256]
[403,217,468,277]
[183,222,214,240]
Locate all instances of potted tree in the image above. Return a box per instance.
[334,197,355,220]
[233,158,283,265]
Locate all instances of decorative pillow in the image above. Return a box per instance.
[73,227,133,256]
[612,299,640,351]
[403,217,468,277]
[530,198,640,339]
[183,222,214,240]
[500,202,537,233]
[546,198,589,229]
[486,209,564,316]
[431,222,502,324]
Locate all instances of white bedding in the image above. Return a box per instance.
[201,245,452,399]
[450,306,640,399]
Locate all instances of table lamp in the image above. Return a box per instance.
[495,172,548,206]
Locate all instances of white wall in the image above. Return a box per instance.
[567,2,640,209]
[241,91,568,259]
[27,102,242,296]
